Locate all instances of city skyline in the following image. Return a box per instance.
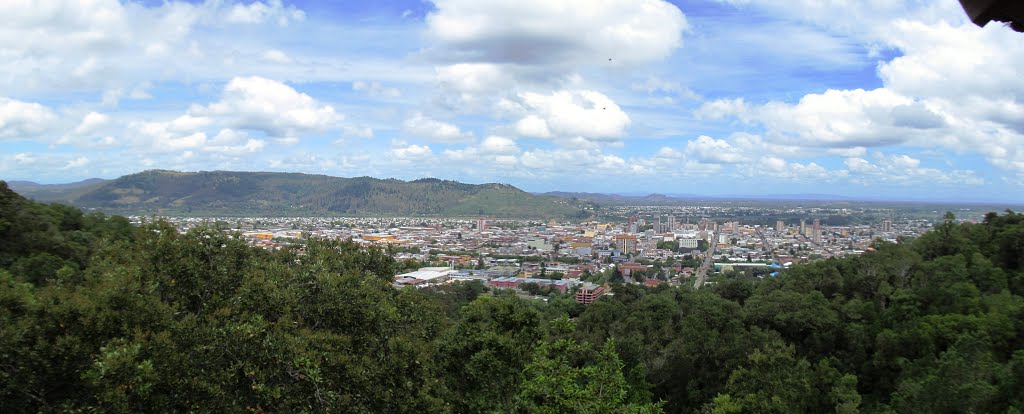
[3,1,1024,203]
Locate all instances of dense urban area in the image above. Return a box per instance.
[150,206,941,302]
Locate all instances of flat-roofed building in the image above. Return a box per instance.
[615,234,638,254]
[393,267,455,287]
[576,283,606,304]
[362,234,396,242]
[485,265,520,278]
[527,239,551,252]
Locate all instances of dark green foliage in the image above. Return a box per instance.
[439,293,545,413]
[514,338,663,414]
[656,240,679,251]
[1,185,449,412]
[418,280,489,317]
[2,185,1023,413]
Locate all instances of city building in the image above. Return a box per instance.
[393,267,456,287]
[477,218,488,230]
[812,219,821,244]
[572,242,593,256]
[679,237,699,249]
[615,234,638,254]
[361,234,397,243]
[776,220,785,233]
[576,283,606,304]
[527,238,551,252]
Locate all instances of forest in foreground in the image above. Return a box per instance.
[1,181,1023,413]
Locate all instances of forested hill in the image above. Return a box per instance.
[15,170,588,218]
[2,182,1023,413]
[6,178,108,203]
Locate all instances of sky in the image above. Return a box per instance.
[1,0,1023,203]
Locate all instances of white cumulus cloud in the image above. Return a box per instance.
[72,112,111,136]
[426,0,686,67]
[225,0,305,26]
[479,135,519,155]
[403,113,474,143]
[516,90,630,140]
[261,49,292,63]
[685,135,745,164]
[192,76,342,139]
[203,128,266,154]
[391,141,433,160]
[843,153,983,186]
[63,156,90,169]
[0,97,56,139]
[425,0,687,116]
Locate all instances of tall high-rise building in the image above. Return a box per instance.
[667,215,676,232]
[882,219,892,232]
[800,219,806,236]
[628,216,638,234]
[477,218,488,230]
[812,219,821,244]
[655,216,662,233]
[615,234,638,254]
[776,220,785,233]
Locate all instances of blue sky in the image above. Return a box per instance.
[2,0,1023,203]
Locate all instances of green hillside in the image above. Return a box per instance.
[7,178,109,203]
[60,170,584,218]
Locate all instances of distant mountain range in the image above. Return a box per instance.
[5,170,589,218]
[540,191,691,205]
[7,171,1014,218]
[540,191,856,205]
[541,191,1021,207]
[8,178,110,202]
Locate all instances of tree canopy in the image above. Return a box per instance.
[2,181,1023,413]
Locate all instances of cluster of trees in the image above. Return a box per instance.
[656,240,680,252]
[2,181,1023,413]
